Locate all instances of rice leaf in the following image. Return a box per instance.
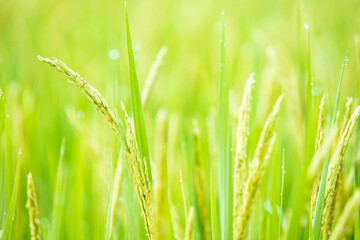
[217,10,232,240]
[4,150,21,240]
[210,171,218,240]
[304,22,316,167]
[125,5,152,182]
[49,139,66,240]
[278,149,285,239]
[142,46,168,109]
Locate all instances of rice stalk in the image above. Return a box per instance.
[329,190,360,240]
[154,110,172,240]
[193,121,210,240]
[180,169,188,221]
[217,11,233,240]
[235,95,283,240]
[233,73,255,233]
[210,172,218,240]
[142,46,168,109]
[322,106,360,239]
[278,149,285,239]
[107,151,124,239]
[26,173,41,240]
[4,150,21,240]
[340,98,353,137]
[170,203,183,240]
[49,139,66,240]
[184,207,195,240]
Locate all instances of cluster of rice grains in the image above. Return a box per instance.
[233,74,283,239]
[38,56,154,239]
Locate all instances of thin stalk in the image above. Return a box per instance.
[278,149,285,239]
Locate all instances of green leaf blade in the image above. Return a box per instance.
[4,150,21,240]
[125,7,152,181]
[217,11,232,240]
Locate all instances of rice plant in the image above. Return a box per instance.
[2,1,360,240]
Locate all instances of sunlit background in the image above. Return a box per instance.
[1,0,360,239]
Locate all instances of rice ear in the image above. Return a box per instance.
[26,173,41,240]
[142,46,168,109]
[38,56,154,239]
[310,96,326,218]
[235,95,283,240]
[322,106,360,239]
[233,73,255,233]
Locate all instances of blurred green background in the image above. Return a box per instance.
[1,0,360,239]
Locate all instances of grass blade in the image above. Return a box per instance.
[142,46,168,109]
[210,171,218,240]
[193,121,211,240]
[106,150,123,240]
[278,149,285,239]
[49,139,66,240]
[304,23,316,167]
[4,150,21,240]
[217,10,232,240]
[185,207,195,240]
[125,5,152,182]
[312,52,348,240]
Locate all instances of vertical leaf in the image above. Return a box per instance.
[217,11,232,240]
[304,22,316,167]
[278,149,285,239]
[210,172,218,240]
[4,150,21,240]
[125,5,152,181]
[49,139,66,240]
